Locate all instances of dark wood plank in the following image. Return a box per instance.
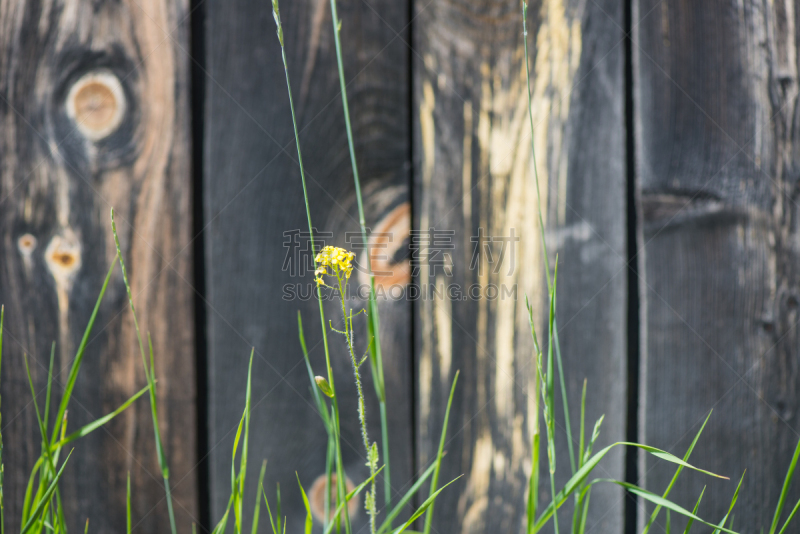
[0,0,196,531]
[204,0,412,530]
[635,0,800,530]
[412,0,627,531]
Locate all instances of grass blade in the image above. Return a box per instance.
[127,472,132,534]
[522,0,575,479]
[390,477,463,534]
[777,496,800,534]
[269,4,351,532]
[298,313,331,428]
[297,473,313,534]
[643,411,713,533]
[111,210,177,534]
[578,379,587,469]
[54,385,151,448]
[377,458,441,534]
[21,450,73,534]
[44,343,55,439]
[261,484,276,534]
[712,472,745,534]
[0,305,3,534]
[571,379,589,534]
[322,467,384,534]
[544,259,560,534]
[533,441,727,530]
[51,255,117,444]
[682,486,705,534]
[771,436,800,534]
[525,297,542,534]
[327,0,392,516]
[422,371,459,534]
[252,460,267,534]
[590,480,737,534]
[236,350,255,533]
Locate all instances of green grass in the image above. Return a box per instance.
[0,256,159,534]
[519,2,800,533]
[4,1,800,533]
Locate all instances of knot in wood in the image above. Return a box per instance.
[309,473,358,523]
[66,71,126,141]
[45,234,82,284]
[359,202,411,291]
[17,233,37,254]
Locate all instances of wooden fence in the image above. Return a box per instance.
[0,0,797,532]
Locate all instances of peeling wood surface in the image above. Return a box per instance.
[203,0,412,529]
[412,0,626,531]
[635,0,800,530]
[0,0,196,532]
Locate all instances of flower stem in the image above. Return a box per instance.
[271,3,352,532]
[328,0,392,515]
[337,277,377,534]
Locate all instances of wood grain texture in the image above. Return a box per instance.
[412,0,626,531]
[203,0,412,530]
[635,0,800,530]
[0,0,196,532]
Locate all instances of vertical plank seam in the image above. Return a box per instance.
[623,0,641,533]
[190,0,211,529]
[407,0,419,516]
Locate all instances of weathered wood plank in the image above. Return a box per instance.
[412,0,627,531]
[635,0,800,530]
[0,0,196,532]
[204,0,412,530]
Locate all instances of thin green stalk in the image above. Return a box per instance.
[335,276,377,534]
[526,298,541,534]
[235,349,254,534]
[545,261,560,534]
[711,473,745,534]
[252,460,268,534]
[423,372,459,534]
[572,380,588,534]
[44,344,55,440]
[327,0,392,515]
[298,311,336,530]
[127,472,132,534]
[522,0,576,476]
[271,3,351,532]
[325,430,335,529]
[111,210,177,534]
[0,305,4,534]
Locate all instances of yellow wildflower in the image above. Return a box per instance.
[314,246,356,282]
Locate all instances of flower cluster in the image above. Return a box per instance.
[314,245,356,287]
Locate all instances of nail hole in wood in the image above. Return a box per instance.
[66,70,126,141]
[309,473,358,523]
